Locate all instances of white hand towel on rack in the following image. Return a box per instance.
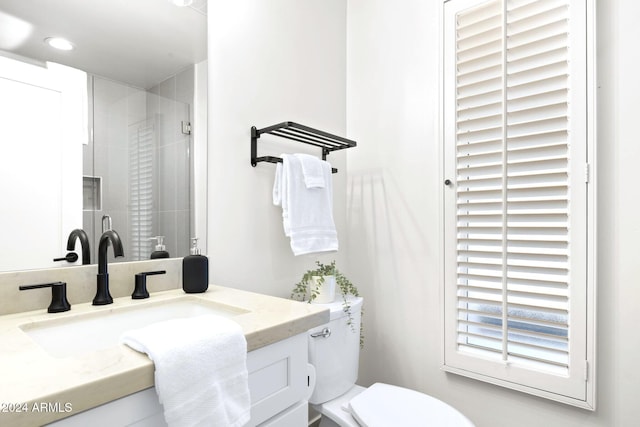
[273,154,338,256]
[294,153,326,188]
[120,315,250,427]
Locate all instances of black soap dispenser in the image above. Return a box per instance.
[150,236,170,259]
[182,238,208,293]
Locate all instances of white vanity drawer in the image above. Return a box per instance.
[258,400,308,427]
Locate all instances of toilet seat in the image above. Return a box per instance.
[348,383,474,427]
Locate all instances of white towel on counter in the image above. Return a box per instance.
[120,315,250,427]
[273,153,338,256]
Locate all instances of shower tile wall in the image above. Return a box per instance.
[84,67,193,263]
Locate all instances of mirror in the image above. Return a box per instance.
[0,0,207,271]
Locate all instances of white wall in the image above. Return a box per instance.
[207,0,348,297]
[206,0,640,425]
[346,0,640,426]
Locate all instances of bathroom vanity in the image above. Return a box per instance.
[0,285,328,426]
[48,333,310,427]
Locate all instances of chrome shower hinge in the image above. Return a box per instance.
[181,121,191,135]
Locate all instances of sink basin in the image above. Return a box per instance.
[19,297,249,358]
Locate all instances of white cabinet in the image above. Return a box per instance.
[48,333,309,426]
[246,333,308,426]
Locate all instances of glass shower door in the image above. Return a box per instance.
[85,76,191,262]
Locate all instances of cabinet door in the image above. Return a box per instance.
[247,333,308,426]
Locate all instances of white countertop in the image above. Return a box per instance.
[0,285,328,426]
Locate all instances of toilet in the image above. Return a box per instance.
[307,297,474,427]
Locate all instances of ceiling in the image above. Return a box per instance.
[0,0,207,89]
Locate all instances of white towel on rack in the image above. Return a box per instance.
[273,154,338,256]
[120,315,250,427]
[273,162,283,206]
[294,153,326,188]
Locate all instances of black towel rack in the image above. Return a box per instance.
[251,121,356,173]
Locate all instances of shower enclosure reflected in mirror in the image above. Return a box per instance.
[85,73,193,264]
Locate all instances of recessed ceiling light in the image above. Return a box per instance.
[169,0,194,6]
[44,37,74,51]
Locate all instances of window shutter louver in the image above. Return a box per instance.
[443,0,594,407]
[129,120,155,260]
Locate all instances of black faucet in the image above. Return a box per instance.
[93,229,124,305]
[66,229,91,265]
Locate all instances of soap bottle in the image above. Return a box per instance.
[150,236,170,259]
[182,238,208,293]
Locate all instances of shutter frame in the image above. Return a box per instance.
[442,0,596,409]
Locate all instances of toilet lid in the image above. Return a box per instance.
[348,383,474,427]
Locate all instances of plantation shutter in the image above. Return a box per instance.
[443,0,594,408]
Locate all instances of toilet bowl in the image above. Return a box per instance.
[308,297,474,427]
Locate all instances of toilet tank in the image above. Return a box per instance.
[308,296,363,405]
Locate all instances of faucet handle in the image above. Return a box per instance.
[53,252,79,263]
[19,282,71,313]
[132,270,166,299]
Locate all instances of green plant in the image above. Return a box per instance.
[291,260,364,348]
